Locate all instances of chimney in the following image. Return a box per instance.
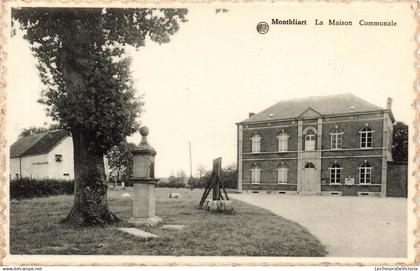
[386,97,393,110]
[249,112,255,117]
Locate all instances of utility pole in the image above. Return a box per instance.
[189,141,193,191]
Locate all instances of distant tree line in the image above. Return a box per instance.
[157,164,238,189]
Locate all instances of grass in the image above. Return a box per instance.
[10,188,327,256]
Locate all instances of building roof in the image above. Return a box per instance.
[10,130,69,158]
[239,93,389,123]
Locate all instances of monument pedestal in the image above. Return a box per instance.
[129,179,162,227]
[204,199,233,213]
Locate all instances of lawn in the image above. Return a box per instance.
[10,188,327,256]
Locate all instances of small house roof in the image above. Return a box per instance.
[10,130,69,158]
[239,93,390,123]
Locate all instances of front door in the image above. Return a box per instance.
[301,163,319,194]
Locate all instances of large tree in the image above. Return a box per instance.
[12,7,187,227]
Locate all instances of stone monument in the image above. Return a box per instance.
[129,126,163,227]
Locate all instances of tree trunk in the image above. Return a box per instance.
[62,131,120,227]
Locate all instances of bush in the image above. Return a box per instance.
[10,177,74,200]
[197,165,238,189]
[193,177,208,188]
[157,178,186,188]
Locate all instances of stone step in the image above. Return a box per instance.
[161,224,185,231]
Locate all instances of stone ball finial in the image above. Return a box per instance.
[133,126,156,156]
[140,126,149,136]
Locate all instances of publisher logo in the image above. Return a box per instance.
[256,22,269,34]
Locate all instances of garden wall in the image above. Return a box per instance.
[386,161,408,197]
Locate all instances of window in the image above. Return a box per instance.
[305,162,316,169]
[250,165,261,184]
[277,132,288,152]
[55,154,63,162]
[329,163,342,184]
[360,126,373,148]
[63,173,70,177]
[304,130,316,151]
[330,127,343,149]
[359,161,373,184]
[277,165,288,184]
[251,134,261,153]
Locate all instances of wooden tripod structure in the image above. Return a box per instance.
[199,157,230,209]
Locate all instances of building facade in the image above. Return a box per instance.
[10,130,75,180]
[236,94,395,197]
[10,130,114,181]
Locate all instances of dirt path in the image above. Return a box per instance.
[231,193,407,257]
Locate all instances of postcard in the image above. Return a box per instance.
[1,0,417,266]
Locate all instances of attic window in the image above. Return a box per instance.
[55,154,63,162]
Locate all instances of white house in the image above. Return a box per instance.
[10,130,74,180]
[10,130,114,181]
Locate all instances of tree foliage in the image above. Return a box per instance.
[18,126,48,138]
[392,121,408,161]
[197,164,238,189]
[12,7,188,155]
[106,141,135,182]
[18,123,62,138]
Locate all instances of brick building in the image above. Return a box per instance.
[236,93,395,197]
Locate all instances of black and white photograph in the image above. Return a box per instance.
[2,1,417,267]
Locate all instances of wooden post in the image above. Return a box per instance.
[199,157,233,213]
[218,175,230,200]
[212,158,222,200]
[199,173,213,208]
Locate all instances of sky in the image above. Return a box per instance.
[6,3,416,177]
